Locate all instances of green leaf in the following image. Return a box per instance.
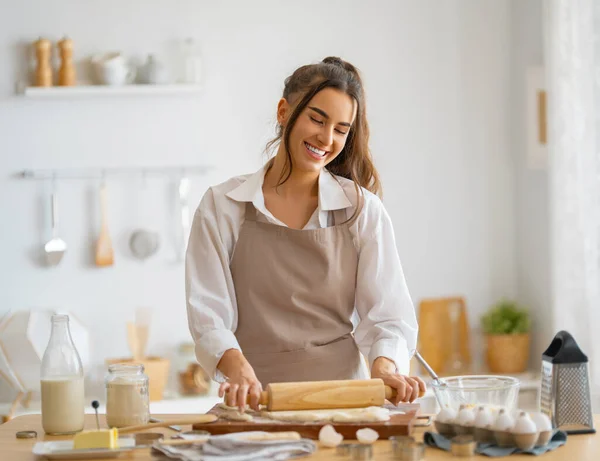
[481,299,531,335]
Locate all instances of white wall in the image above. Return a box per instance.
[0,0,516,399]
[509,0,552,369]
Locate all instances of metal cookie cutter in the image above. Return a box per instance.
[450,435,476,457]
[336,443,359,456]
[16,431,37,439]
[351,443,373,460]
[390,439,425,461]
[394,443,425,461]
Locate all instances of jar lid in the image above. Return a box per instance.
[108,363,145,374]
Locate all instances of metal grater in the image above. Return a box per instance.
[540,331,595,434]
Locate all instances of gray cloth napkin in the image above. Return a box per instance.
[423,430,567,457]
[151,431,317,461]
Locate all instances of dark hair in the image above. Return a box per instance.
[265,56,382,197]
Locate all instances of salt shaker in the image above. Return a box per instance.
[34,38,52,87]
[57,36,76,86]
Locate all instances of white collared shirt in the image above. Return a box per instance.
[185,164,418,381]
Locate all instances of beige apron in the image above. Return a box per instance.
[230,195,368,386]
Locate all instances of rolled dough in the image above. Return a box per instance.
[216,402,398,423]
[217,402,255,421]
[262,406,391,423]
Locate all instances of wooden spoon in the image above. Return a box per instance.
[118,415,217,434]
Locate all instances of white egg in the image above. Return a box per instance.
[474,406,494,428]
[494,409,515,431]
[356,428,379,444]
[319,424,344,447]
[529,412,552,432]
[512,411,537,434]
[456,407,475,426]
[437,407,457,423]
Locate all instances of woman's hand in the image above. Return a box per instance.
[371,356,426,405]
[217,349,263,412]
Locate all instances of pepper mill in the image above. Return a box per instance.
[33,38,52,87]
[57,36,76,86]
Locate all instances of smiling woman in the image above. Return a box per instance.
[185,56,423,414]
[265,56,380,200]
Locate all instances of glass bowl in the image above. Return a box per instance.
[431,375,520,413]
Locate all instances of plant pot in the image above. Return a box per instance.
[486,334,530,373]
[106,356,170,401]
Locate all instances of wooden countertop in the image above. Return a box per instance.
[2,413,599,460]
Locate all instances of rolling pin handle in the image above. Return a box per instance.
[245,390,269,407]
[385,385,397,400]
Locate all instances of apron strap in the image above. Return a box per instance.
[244,202,257,222]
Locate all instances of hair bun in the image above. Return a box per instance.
[322,56,345,67]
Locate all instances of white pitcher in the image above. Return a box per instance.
[92,52,136,86]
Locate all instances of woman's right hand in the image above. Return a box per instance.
[217,349,263,412]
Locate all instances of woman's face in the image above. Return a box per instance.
[279,87,357,175]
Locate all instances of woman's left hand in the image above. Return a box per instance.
[371,357,427,405]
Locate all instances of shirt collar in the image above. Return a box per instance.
[318,169,353,211]
[225,163,353,224]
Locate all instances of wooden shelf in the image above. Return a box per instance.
[18,83,203,98]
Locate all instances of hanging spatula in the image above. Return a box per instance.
[95,182,114,267]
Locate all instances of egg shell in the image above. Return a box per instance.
[473,426,495,444]
[434,420,455,437]
[474,406,494,428]
[319,424,343,447]
[456,407,476,425]
[536,431,553,447]
[453,423,474,436]
[494,430,515,447]
[515,433,538,451]
[512,412,538,435]
[356,428,379,444]
[494,410,515,432]
[437,407,457,424]
[530,412,553,432]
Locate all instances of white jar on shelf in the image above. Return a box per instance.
[179,38,203,84]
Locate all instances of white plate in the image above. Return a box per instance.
[32,437,135,459]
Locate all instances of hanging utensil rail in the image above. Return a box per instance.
[17,165,212,181]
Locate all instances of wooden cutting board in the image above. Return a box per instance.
[193,404,423,439]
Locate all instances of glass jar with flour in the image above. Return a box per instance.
[105,364,149,428]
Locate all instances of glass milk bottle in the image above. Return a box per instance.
[40,314,85,434]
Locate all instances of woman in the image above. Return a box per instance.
[186,56,425,412]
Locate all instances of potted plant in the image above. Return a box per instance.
[481,299,531,373]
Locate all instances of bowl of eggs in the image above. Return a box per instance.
[432,376,553,450]
[431,375,520,415]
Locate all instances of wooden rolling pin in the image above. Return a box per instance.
[242,378,426,411]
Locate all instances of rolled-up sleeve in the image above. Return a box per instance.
[185,188,240,382]
[353,200,418,376]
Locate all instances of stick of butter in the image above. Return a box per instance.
[73,428,119,450]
